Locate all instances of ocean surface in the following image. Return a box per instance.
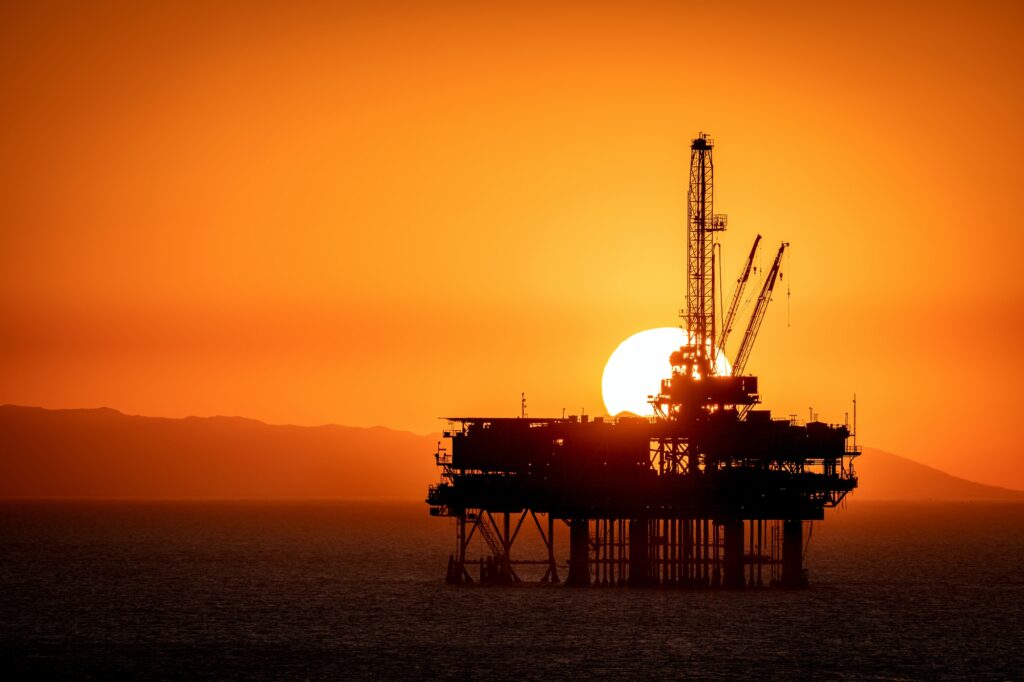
[1,500,1022,679]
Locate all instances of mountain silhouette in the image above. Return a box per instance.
[851,446,1024,501]
[0,405,438,499]
[0,405,1021,501]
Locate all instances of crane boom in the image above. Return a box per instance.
[718,234,761,355]
[732,242,787,376]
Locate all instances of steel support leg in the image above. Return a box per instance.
[722,518,745,590]
[782,519,806,587]
[566,518,590,586]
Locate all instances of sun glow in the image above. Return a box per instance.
[601,327,732,417]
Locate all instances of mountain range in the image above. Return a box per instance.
[1,405,1021,501]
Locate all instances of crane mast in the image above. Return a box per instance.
[718,234,762,359]
[732,242,788,376]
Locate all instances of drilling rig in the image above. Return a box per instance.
[427,133,859,589]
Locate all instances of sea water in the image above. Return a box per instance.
[1,500,1021,679]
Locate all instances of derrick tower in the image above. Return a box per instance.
[685,132,725,368]
[656,135,757,421]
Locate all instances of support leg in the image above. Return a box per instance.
[782,519,806,587]
[722,519,745,590]
[628,518,650,587]
[566,518,590,586]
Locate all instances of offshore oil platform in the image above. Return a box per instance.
[427,133,860,589]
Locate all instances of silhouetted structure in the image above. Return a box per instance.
[428,134,859,588]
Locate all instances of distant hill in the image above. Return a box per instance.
[1,405,1022,501]
[0,405,439,499]
[851,447,1024,501]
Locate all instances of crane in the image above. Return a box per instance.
[718,234,761,356]
[732,241,787,376]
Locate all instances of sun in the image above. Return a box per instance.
[601,327,732,417]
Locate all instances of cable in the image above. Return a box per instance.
[786,246,792,327]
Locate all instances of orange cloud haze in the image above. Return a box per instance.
[1,1,1022,487]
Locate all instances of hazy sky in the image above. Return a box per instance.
[2,0,1022,487]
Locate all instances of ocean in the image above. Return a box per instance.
[1,500,1022,679]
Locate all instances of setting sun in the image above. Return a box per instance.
[601,327,732,417]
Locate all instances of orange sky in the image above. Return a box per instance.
[2,1,1023,488]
